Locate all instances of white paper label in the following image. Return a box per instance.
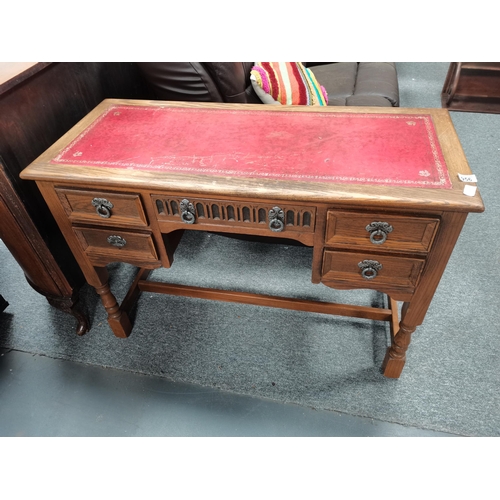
[463,185,477,196]
[458,174,478,183]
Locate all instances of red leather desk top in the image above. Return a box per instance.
[52,105,452,189]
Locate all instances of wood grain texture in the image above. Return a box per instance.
[73,226,160,267]
[20,99,485,378]
[322,250,425,293]
[325,210,440,253]
[56,188,148,227]
[137,281,394,321]
[0,63,49,94]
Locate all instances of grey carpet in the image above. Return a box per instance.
[1,62,499,436]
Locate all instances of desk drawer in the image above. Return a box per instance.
[325,211,439,253]
[73,227,159,266]
[151,195,316,234]
[56,188,148,227]
[322,250,424,292]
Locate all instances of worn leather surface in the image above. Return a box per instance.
[52,104,451,188]
[136,62,399,107]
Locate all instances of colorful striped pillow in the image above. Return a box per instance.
[250,62,328,106]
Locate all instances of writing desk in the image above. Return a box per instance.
[20,99,484,378]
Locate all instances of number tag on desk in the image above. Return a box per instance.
[458,173,477,183]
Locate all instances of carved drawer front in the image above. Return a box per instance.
[73,226,159,266]
[322,250,425,292]
[56,188,148,227]
[325,211,440,253]
[151,195,316,234]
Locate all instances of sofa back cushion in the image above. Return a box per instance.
[136,62,260,103]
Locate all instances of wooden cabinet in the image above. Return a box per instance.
[442,62,500,113]
[0,160,87,333]
[0,63,151,333]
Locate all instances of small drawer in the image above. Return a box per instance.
[56,188,148,227]
[325,211,439,253]
[73,226,159,266]
[322,250,425,292]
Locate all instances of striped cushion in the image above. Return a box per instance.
[250,62,328,106]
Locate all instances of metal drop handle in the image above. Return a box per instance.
[92,197,114,218]
[269,206,285,232]
[180,199,196,224]
[358,260,382,280]
[107,235,127,248]
[365,221,393,245]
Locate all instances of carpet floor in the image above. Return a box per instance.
[1,62,498,436]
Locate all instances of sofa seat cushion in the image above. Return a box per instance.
[310,62,399,107]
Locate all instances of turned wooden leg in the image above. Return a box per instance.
[382,322,416,378]
[95,282,132,338]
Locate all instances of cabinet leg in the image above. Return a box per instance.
[46,294,89,336]
[382,322,415,378]
[0,294,8,313]
[94,282,132,338]
[25,276,90,336]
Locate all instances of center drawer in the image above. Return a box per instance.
[325,210,440,253]
[151,194,316,234]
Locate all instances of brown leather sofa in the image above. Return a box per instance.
[136,62,399,107]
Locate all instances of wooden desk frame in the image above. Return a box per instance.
[21,100,484,378]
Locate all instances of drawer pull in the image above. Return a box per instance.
[366,221,393,245]
[269,206,285,232]
[107,235,127,248]
[180,199,196,224]
[92,197,114,218]
[358,260,382,280]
